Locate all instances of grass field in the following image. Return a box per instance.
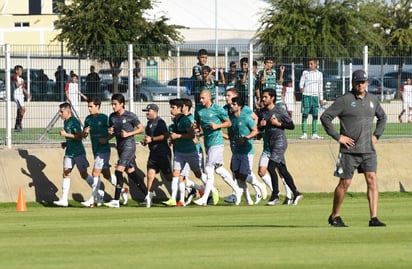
[3,122,412,144]
[0,193,411,269]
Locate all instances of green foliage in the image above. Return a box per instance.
[54,0,185,84]
[255,0,412,61]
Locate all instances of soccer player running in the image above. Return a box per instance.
[259,89,303,206]
[228,96,260,205]
[223,88,266,204]
[321,70,387,227]
[104,93,146,208]
[141,104,173,208]
[165,99,206,207]
[81,97,115,207]
[54,102,92,207]
[194,89,243,206]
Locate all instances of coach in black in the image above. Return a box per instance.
[141,104,172,208]
[321,70,387,227]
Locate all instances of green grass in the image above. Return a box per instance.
[0,192,411,269]
[2,123,412,143]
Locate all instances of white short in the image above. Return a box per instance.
[93,152,111,170]
[259,152,270,167]
[173,151,202,173]
[14,94,25,109]
[284,102,294,112]
[205,145,224,168]
[231,154,253,175]
[63,155,89,172]
[403,102,412,109]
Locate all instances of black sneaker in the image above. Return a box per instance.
[328,215,348,227]
[282,197,292,205]
[369,217,386,227]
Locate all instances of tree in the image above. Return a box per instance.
[254,0,384,63]
[54,0,185,94]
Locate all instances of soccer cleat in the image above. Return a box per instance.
[328,215,348,227]
[234,188,243,206]
[121,187,128,206]
[369,217,386,227]
[260,185,268,200]
[193,198,207,206]
[97,190,104,207]
[162,198,177,207]
[53,199,68,207]
[81,199,95,207]
[311,134,323,140]
[176,200,185,207]
[293,194,303,205]
[224,194,236,203]
[185,189,197,206]
[300,133,307,140]
[267,198,280,206]
[212,188,220,205]
[255,194,262,205]
[145,193,153,208]
[398,115,403,123]
[282,197,292,205]
[104,200,120,208]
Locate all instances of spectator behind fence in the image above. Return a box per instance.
[65,74,88,113]
[321,70,387,227]
[299,57,324,140]
[12,65,31,132]
[55,65,68,95]
[134,61,142,101]
[191,49,208,107]
[86,65,100,98]
[398,78,412,123]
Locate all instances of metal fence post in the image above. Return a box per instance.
[177,46,180,99]
[128,44,134,112]
[5,44,12,148]
[248,43,253,109]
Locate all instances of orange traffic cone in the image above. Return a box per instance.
[16,187,27,212]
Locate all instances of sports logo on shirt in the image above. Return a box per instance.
[370,101,374,109]
[351,102,356,107]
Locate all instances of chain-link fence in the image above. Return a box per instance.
[1,43,412,146]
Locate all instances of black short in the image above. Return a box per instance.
[147,152,172,175]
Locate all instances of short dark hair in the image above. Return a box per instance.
[169,98,184,108]
[226,88,239,95]
[111,93,125,106]
[264,57,275,63]
[59,102,71,110]
[197,49,208,57]
[14,65,23,72]
[89,96,101,108]
[202,65,211,73]
[240,57,248,64]
[262,88,276,98]
[231,96,244,107]
[181,98,193,109]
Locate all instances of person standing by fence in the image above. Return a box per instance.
[12,65,31,132]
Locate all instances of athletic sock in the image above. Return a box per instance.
[261,172,273,191]
[281,177,292,199]
[179,182,186,203]
[171,177,179,200]
[61,177,71,202]
[215,166,239,192]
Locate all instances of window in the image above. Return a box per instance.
[29,0,41,15]
[14,22,30,27]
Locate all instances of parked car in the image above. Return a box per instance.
[278,64,349,101]
[367,77,397,100]
[0,79,5,101]
[166,77,191,96]
[99,76,179,102]
[383,70,412,98]
[0,69,58,101]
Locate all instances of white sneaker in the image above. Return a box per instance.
[193,198,207,206]
[145,193,153,208]
[255,194,262,205]
[81,200,95,207]
[121,187,128,205]
[97,190,104,207]
[311,134,323,140]
[53,199,68,207]
[104,200,120,208]
[235,188,243,206]
[293,194,303,205]
[267,198,280,206]
[300,133,307,140]
[224,194,236,203]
